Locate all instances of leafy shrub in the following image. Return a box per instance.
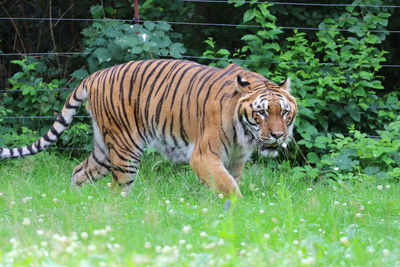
[0,57,92,150]
[322,117,400,181]
[73,5,186,77]
[209,1,399,164]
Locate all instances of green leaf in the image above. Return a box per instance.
[217,49,230,56]
[93,48,111,63]
[144,21,155,31]
[243,8,256,23]
[71,69,89,80]
[307,152,320,164]
[129,46,143,54]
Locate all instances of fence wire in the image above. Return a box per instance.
[180,0,400,8]
[0,55,399,70]
[0,17,399,34]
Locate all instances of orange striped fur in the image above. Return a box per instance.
[0,59,297,197]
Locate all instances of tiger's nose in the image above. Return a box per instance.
[270,131,284,139]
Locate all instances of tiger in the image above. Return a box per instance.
[0,59,297,197]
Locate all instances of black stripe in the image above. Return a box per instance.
[72,88,83,102]
[27,145,34,154]
[92,153,111,170]
[65,102,80,109]
[56,115,69,127]
[119,179,134,187]
[17,147,23,156]
[50,126,61,138]
[43,134,52,142]
[208,141,220,156]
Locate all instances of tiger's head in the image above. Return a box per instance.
[234,71,297,157]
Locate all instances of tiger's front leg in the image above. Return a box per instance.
[190,143,243,198]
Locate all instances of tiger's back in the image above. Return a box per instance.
[85,60,243,162]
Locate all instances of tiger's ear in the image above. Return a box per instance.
[235,75,250,94]
[279,77,291,92]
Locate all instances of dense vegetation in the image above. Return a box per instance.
[0,1,399,182]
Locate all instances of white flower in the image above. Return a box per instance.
[202,208,208,214]
[41,193,46,198]
[306,187,312,192]
[185,244,193,250]
[199,231,207,238]
[377,185,383,191]
[340,236,349,245]
[179,197,184,203]
[355,213,362,218]
[141,33,148,42]
[382,249,390,256]
[53,198,58,203]
[293,240,299,245]
[300,218,305,223]
[182,225,191,233]
[385,185,391,189]
[81,232,89,239]
[301,257,315,265]
[263,233,270,240]
[144,241,152,248]
[87,244,96,252]
[88,196,93,200]
[261,192,266,197]
[121,191,127,198]
[22,217,31,226]
[107,182,112,188]
[359,205,365,211]
[259,209,265,214]
[169,209,175,214]
[179,240,186,245]
[218,193,224,199]
[333,167,339,171]
[165,200,170,205]
[37,230,45,235]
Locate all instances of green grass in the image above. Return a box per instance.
[0,152,399,266]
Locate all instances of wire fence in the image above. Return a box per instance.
[0,54,400,69]
[0,16,400,34]
[179,0,400,8]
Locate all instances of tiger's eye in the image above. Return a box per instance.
[258,110,266,115]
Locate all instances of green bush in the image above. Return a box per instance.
[73,5,186,77]
[206,1,399,163]
[0,57,92,150]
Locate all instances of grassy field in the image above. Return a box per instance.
[0,152,399,266]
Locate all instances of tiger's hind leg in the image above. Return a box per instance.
[71,143,111,187]
[108,143,144,194]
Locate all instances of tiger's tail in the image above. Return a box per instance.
[0,81,88,159]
